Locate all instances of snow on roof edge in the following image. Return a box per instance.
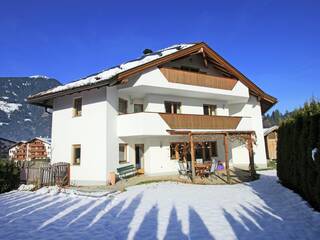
[263,126,279,136]
[29,43,195,99]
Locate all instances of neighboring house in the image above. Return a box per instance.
[264,126,278,160]
[0,137,16,159]
[9,137,51,161]
[28,42,277,185]
[8,141,27,161]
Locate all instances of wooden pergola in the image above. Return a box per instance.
[168,130,257,183]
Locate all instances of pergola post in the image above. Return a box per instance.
[247,134,256,179]
[224,133,231,184]
[189,133,196,179]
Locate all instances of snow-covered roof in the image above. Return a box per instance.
[9,138,51,149]
[9,140,27,149]
[32,137,51,145]
[30,43,194,99]
[263,126,279,136]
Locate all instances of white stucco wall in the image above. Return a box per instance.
[144,94,229,115]
[229,96,267,168]
[51,87,108,185]
[106,86,119,176]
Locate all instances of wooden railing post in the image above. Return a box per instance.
[224,133,231,184]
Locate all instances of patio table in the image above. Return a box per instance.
[195,163,212,177]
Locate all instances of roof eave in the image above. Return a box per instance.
[27,77,118,107]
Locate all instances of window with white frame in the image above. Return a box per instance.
[164,101,181,114]
[72,144,81,165]
[203,104,216,116]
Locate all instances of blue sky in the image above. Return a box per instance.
[0,0,319,113]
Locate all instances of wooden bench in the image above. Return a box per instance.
[117,165,137,179]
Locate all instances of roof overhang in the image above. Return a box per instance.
[28,42,277,112]
[28,77,118,108]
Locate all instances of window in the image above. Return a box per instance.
[208,141,218,157]
[170,143,184,160]
[73,98,82,117]
[134,104,143,113]
[119,144,127,164]
[195,143,203,159]
[203,104,216,116]
[193,142,218,161]
[72,145,81,165]
[165,101,181,114]
[119,98,128,114]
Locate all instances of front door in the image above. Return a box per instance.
[135,144,144,171]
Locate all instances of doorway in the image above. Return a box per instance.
[135,144,144,172]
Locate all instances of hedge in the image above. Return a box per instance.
[277,100,320,211]
[0,160,20,193]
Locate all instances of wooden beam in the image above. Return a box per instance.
[207,58,235,77]
[183,143,188,162]
[247,134,256,179]
[175,144,180,160]
[199,48,208,68]
[224,134,231,184]
[189,133,196,179]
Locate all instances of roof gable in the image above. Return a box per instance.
[28,42,277,112]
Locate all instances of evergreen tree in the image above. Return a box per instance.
[277,99,320,211]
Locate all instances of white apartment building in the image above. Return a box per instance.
[28,42,277,185]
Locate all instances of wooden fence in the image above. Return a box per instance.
[19,162,70,187]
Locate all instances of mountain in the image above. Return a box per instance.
[0,76,61,141]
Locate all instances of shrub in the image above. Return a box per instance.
[0,160,20,193]
[277,99,320,211]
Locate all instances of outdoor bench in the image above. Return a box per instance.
[117,164,137,179]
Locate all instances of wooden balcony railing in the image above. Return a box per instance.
[29,143,45,147]
[159,113,242,130]
[160,67,237,90]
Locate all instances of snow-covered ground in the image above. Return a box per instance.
[0,170,319,240]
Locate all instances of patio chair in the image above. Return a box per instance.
[178,161,190,176]
[205,159,219,179]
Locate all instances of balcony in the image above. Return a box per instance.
[160,67,237,90]
[29,149,46,153]
[29,143,44,147]
[118,112,252,137]
[159,113,241,130]
[119,67,249,103]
